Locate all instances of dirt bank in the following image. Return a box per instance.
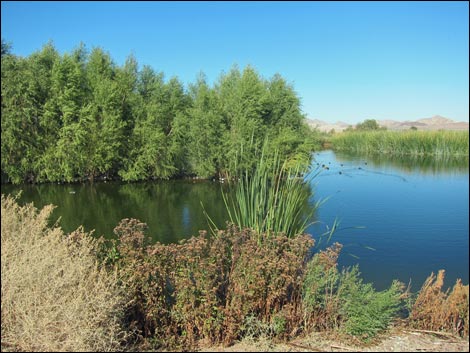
[201,327,469,352]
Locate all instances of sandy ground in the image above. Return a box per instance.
[201,327,469,352]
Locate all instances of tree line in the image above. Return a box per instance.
[1,40,316,184]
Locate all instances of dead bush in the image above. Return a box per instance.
[409,270,469,337]
[112,222,314,349]
[1,194,129,352]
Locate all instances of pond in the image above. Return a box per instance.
[1,150,468,291]
[309,150,469,291]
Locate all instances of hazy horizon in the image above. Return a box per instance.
[306,114,469,125]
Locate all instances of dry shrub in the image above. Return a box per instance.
[1,194,129,352]
[409,270,469,336]
[223,228,314,344]
[113,222,314,349]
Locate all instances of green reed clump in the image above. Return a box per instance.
[217,147,319,242]
[331,130,469,156]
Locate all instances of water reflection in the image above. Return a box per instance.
[1,181,229,243]
[1,178,317,245]
[334,150,469,176]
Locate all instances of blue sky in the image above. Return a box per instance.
[2,1,469,124]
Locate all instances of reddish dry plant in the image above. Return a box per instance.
[409,270,469,337]
[113,221,314,349]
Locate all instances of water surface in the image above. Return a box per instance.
[2,150,468,291]
[308,150,469,291]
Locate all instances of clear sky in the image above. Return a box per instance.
[1,1,469,124]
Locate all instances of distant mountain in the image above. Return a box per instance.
[378,115,469,131]
[305,119,352,132]
[416,115,455,125]
[305,115,469,132]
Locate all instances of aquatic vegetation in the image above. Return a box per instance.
[331,130,469,156]
[210,145,320,241]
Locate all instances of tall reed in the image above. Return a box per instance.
[331,130,469,156]
[212,146,319,242]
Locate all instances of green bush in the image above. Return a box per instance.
[302,243,343,331]
[302,243,405,340]
[338,267,404,340]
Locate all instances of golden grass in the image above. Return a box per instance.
[409,270,469,337]
[1,194,129,352]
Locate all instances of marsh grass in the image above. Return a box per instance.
[208,146,320,242]
[1,194,129,352]
[331,130,469,156]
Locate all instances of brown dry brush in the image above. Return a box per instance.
[409,270,469,337]
[1,194,129,352]
[112,221,314,349]
[223,228,314,344]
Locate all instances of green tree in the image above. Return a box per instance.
[216,66,269,175]
[40,51,89,182]
[120,72,189,180]
[356,119,381,131]
[1,40,314,184]
[1,42,60,183]
[187,74,224,178]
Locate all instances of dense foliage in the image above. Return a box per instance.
[1,41,316,184]
[354,118,383,131]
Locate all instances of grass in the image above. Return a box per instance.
[1,194,129,352]
[210,146,320,242]
[331,130,469,156]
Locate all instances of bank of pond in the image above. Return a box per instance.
[2,148,469,351]
[1,190,468,352]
